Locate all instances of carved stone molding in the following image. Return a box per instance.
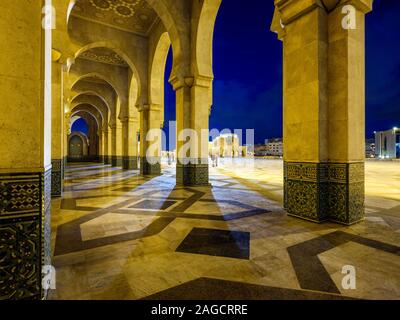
[284,162,365,225]
[0,169,51,300]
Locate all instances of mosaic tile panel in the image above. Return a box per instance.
[51,159,63,197]
[0,169,51,300]
[284,162,365,225]
[122,156,138,170]
[176,160,209,186]
[103,155,111,165]
[140,157,161,176]
[111,156,123,167]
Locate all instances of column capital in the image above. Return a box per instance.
[275,0,372,24]
[120,116,139,124]
[337,0,373,13]
[169,75,213,91]
[110,123,122,130]
[137,104,162,113]
[275,0,325,25]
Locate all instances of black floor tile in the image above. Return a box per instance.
[176,227,250,259]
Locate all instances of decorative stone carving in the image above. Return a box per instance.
[176,161,210,187]
[51,159,63,197]
[140,157,161,176]
[284,162,365,225]
[79,47,128,67]
[72,0,158,36]
[0,169,52,300]
[122,156,139,170]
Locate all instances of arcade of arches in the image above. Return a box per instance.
[1,0,399,300]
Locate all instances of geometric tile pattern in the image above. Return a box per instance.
[287,230,400,294]
[176,228,250,260]
[176,161,210,186]
[122,156,138,170]
[0,174,41,219]
[54,186,269,256]
[129,200,176,210]
[140,157,161,176]
[71,0,159,36]
[51,159,63,197]
[48,162,400,300]
[0,169,52,300]
[143,277,354,300]
[284,162,365,225]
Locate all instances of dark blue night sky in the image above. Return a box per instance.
[163,0,400,145]
[73,0,400,145]
[72,118,88,135]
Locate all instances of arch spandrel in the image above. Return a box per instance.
[145,0,186,78]
[192,0,222,79]
[148,29,171,107]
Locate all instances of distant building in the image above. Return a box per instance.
[265,138,283,156]
[254,144,269,156]
[375,127,400,159]
[210,134,247,158]
[365,138,375,158]
[253,138,283,157]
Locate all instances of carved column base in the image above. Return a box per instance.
[284,162,364,225]
[123,156,138,170]
[0,168,52,300]
[176,160,209,186]
[62,157,67,180]
[327,163,365,225]
[111,156,123,167]
[103,155,111,165]
[51,159,63,197]
[140,157,161,176]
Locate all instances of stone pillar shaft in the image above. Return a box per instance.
[98,129,104,163]
[275,0,372,225]
[122,118,139,170]
[103,129,110,164]
[173,77,211,186]
[0,0,52,299]
[139,105,162,175]
[51,61,64,197]
[111,123,123,167]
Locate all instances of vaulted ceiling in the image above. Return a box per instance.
[72,0,159,36]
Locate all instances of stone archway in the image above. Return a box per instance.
[68,132,89,161]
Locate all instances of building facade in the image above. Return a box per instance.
[375,128,400,159]
[210,134,246,158]
[265,138,283,157]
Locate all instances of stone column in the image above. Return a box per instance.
[122,117,139,170]
[111,122,123,167]
[108,128,113,164]
[139,105,162,175]
[98,129,104,163]
[51,60,64,197]
[171,76,212,186]
[103,127,110,164]
[0,0,52,299]
[326,0,372,224]
[63,112,71,169]
[62,67,70,174]
[273,0,372,225]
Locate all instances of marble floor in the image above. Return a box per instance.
[48,159,400,300]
